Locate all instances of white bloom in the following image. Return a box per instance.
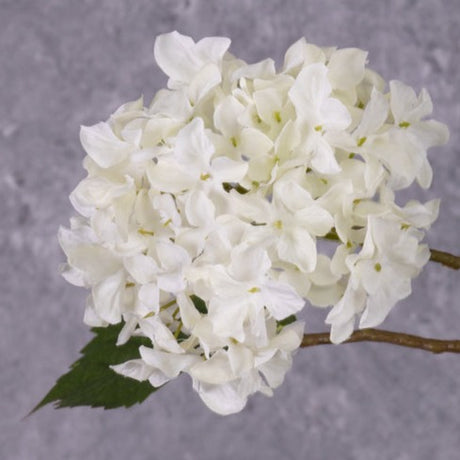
[327,47,368,93]
[289,63,351,174]
[231,178,333,273]
[154,31,230,104]
[326,216,431,343]
[61,31,448,414]
[79,122,133,169]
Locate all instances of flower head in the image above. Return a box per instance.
[60,31,448,414]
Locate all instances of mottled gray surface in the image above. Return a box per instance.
[1,1,459,459]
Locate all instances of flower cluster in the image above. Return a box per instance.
[59,31,448,415]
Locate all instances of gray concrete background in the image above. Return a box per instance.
[1,1,459,459]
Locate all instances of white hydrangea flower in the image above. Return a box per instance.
[326,215,431,343]
[60,31,448,415]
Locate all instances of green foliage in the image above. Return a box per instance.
[190,294,208,314]
[277,314,297,329]
[30,323,159,413]
[222,182,250,194]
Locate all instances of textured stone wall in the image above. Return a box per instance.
[1,1,459,459]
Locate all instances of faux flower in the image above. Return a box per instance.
[59,31,448,415]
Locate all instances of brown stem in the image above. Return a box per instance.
[301,328,460,354]
[429,249,460,270]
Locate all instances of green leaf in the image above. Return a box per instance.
[222,182,250,194]
[277,314,297,330]
[30,323,159,414]
[190,294,208,314]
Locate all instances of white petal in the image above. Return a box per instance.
[410,120,449,148]
[111,359,153,381]
[208,296,249,342]
[194,380,247,415]
[274,120,301,161]
[157,273,186,294]
[240,127,273,158]
[417,157,433,189]
[246,155,277,183]
[80,122,132,168]
[116,315,139,345]
[139,317,184,354]
[195,36,231,65]
[270,321,305,352]
[229,245,271,282]
[148,371,173,387]
[331,244,351,276]
[177,293,201,329]
[124,254,158,284]
[155,240,190,293]
[190,350,234,384]
[330,319,355,344]
[258,352,291,388]
[154,31,200,83]
[400,199,440,229]
[156,239,191,271]
[120,118,145,146]
[175,118,215,169]
[228,344,254,376]
[310,135,341,175]
[142,117,181,148]
[83,297,108,327]
[61,263,87,288]
[232,58,276,81]
[70,176,134,218]
[253,88,283,125]
[185,189,215,227]
[390,80,417,123]
[277,227,317,273]
[262,281,305,320]
[326,284,360,325]
[359,284,408,329]
[327,48,367,90]
[278,268,311,298]
[354,88,389,138]
[152,193,182,228]
[112,95,144,117]
[297,204,334,236]
[306,283,343,307]
[211,156,248,183]
[214,96,245,138]
[289,63,331,109]
[138,283,160,311]
[320,97,351,131]
[65,244,121,284]
[150,88,193,121]
[282,38,325,73]
[175,227,208,259]
[274,180,313,213]
[308,255,341,286]
[91,269,125,324]
[227,189,272,223]
[113,188,137,239]
[390,80,433,123]
[139,346,200,378]
[146,160,195,193]
[188,62,222,103]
